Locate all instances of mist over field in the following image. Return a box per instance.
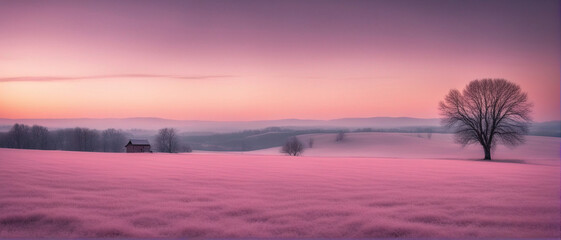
[1,133,559,238]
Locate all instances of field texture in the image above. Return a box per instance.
[0,134,559,238]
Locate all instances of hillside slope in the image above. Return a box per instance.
[251,133,560,163]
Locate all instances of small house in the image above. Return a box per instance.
[125,139,151,153]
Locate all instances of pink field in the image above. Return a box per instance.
[0,134,560,238]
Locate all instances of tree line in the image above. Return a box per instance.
[0,124,193,153]
[0,124,128,152]
[155,128,192,153]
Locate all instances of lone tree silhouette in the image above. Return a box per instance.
[281,137,304,156]
[439,79,532,160]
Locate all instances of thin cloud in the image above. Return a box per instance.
[274,75,401,82]
[0,74,235,82]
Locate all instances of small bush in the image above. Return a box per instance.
[281,137,304,156]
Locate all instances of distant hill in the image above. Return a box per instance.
[0,117,442,132]
[0,117,558,138]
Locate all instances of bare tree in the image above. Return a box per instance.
[52,128,73,150]
[70,127,99,151]
[72,127,86,151]
[439,79,532,160]
[308,138,314,148]
[281,137,304,156]
[7,124,31,149]
[30,125,50,149]
[156,128,180,153]
[101,128,127,152]
[0,132,8,148]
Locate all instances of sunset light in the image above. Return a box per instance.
[0,0,558,121]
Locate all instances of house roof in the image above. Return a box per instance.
[126,139,150,146]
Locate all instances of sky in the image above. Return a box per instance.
[0,0,559,121]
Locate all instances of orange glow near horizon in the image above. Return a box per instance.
[0,1,559,121]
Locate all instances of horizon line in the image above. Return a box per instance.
[0,116,444,122]
[1,116,559,123]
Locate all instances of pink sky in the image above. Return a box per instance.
[0,0,559,121]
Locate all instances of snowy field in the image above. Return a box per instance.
[0,133,559,238]
[251,133,560,163]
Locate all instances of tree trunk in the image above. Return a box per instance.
[483,146,491,160]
